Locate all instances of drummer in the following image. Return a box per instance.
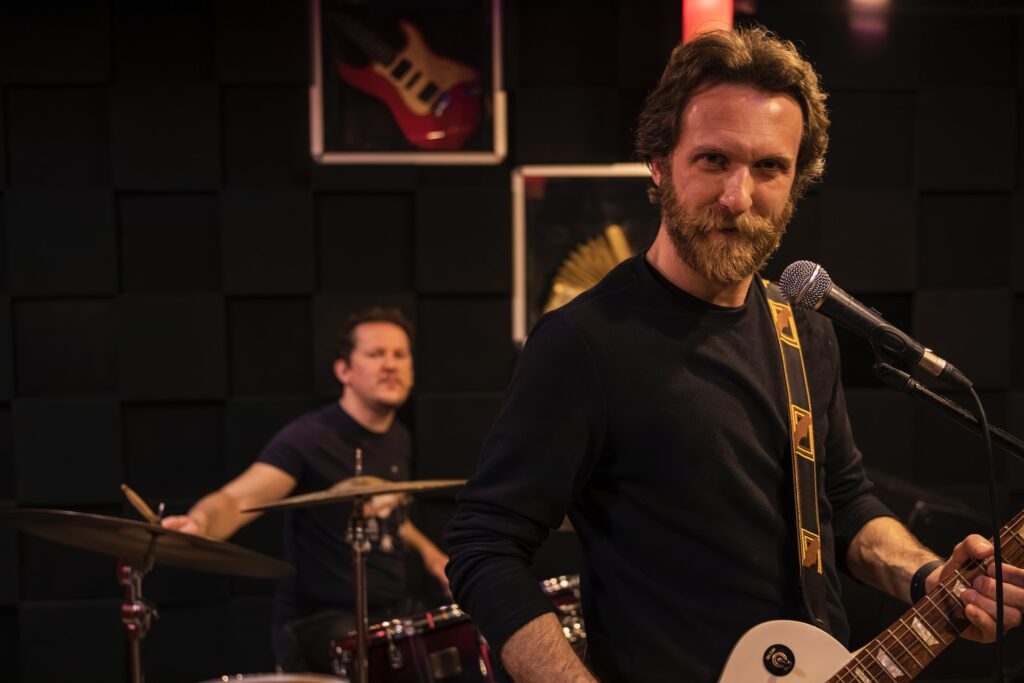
[162,306,449,673]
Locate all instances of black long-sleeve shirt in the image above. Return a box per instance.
[445,254,892,682]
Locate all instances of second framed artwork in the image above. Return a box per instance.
[512,164,660,342]
[311,0,506,164]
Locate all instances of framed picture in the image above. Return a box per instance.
[310,0,506,165]
[511,164,660,342]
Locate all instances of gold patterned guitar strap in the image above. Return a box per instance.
[761,279,830,631]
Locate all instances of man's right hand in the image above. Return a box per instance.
[161,512,208,536]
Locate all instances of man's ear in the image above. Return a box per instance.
[650,159,665,187]
[333,358,350,386]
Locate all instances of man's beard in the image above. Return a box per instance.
[657,172,794,287]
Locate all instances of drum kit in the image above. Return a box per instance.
[1,474,587,683]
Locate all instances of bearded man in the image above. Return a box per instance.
[444,27,1023,682]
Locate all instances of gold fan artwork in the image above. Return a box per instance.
[543,225,634,314]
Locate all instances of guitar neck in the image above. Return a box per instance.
[828,508,1024,682]
[330,12,397,66]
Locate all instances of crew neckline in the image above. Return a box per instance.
[638,252,758,317]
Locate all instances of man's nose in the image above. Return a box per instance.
[718,167,754,214]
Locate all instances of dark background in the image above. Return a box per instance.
[0,0,1022,680]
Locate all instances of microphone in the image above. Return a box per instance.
[778,261,971,389]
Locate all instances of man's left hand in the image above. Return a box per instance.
[926,534,1024,642]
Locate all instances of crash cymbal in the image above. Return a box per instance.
[244,475,465,513]
[0,508,293,578]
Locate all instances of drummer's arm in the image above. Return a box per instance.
[163,463,296,540]
[400,520,449,592]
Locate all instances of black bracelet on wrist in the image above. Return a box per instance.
[910,559,944,603]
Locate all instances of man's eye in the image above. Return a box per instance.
[700,153,726,166]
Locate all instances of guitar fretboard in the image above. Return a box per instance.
[330,12,397,66]
[828,509,1024,682]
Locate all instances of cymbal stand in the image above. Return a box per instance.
[117,504,162,683]
[345,448,375,683]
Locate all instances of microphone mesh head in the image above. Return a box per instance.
[778,260,832,309]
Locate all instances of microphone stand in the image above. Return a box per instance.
[872,363,1024,464]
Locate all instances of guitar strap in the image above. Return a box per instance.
[760,279,830,632]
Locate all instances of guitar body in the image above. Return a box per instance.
[336,21,481,151]
[718,620,851,682]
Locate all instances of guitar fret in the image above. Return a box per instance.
[923,592,957,633]
[886,625,924,671]
[876,645,906,679]
[909,614,940,648]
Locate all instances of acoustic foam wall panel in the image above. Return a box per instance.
[763,193,821,283]
[825,92,915,189]
[221,190,315,295]
[12,399,121,504]
[416,297,514,392]
[918,194,1012,289]
[223,398,317,479]
[414,393,505,479]
[119,193,220,292]
[6,87,109,187]
[919,16,1015,86]
[0,510,16,605]
[0,407,10,499]
[515,87,622,163]
[214,0,309,85]
[111,1,214,83]
[111,84,220,189]
[19,601,127,683]
[14,299,116,397]
[415,187,511,294]
[513,0,618,89]
[819,189,916,292]
[0,1,110,84]
[845,389,916,481]
[228,297,311,396]
[224,87,309,187]
[20,530,123,601]
[317,193,415,291]
[915,87,1017,192]
[5,189,117,297]
[0,297,11,400]
[123,403,224,500]
[117,294,226,400]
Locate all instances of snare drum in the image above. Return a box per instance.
[331,605,493,683]
[200,675,344,682]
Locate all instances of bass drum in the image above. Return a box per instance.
[200,675,344,682]
[331,605,492,683]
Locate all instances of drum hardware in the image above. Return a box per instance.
[244,448,466,683]
[1,486,294,683]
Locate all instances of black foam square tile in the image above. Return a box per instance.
[119,193,220,292]
[819,189,916,292]
[13,399,121,504]
[763,193,820,283]
[915,87,1017,191]
[915,289,1012,390]
[311,292,416,398]
[141,602,236,681]
[230,513,284,597]
[0,297,11,400]
[0,408,10,499]
[416,187,511,294]
[224,398,318,478]
[825,92,914,188]
[614,1,679,91]
[845,389,915,482]
[919,194,1011,289]
[228,298,311,396]
[920,16,1015,86]
[20,528,123,601]
[0,521,15,604]
[139,556,231,607]
[310,165,418,192]
[317,193,414,292]
[5,189,117,297]
[515,87,622,163]
[0,2,110,84]
[221,190,315,295]
[7,87,109,187]
[111,1,214,83]
[913,391,1005,486]
[110,85,220,189]
[514,1,616,88]
[416,297,515,392]
[0,195,7,288]
[223,597,276,671]
[14,299,116,397]
[1012,192,1024,293]
[1014,296,1024,388]
[414,393,503,479]
[123,403,224,500]
[224,87,309,187]
[117,294,226,400]
[215,0,309,84]
[19,601,126,682]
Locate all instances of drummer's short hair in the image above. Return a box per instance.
[337,307,414,362]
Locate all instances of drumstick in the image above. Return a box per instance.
[121,484,159,524]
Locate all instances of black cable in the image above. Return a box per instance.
[968,386,1003,683]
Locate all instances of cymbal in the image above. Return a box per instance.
[0,509,293,578]
[244,475,465,513]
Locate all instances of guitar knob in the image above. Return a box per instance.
[763,644,795,676]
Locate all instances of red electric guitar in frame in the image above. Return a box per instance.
[329,11,482,151]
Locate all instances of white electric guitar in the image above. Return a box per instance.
[719,507,1024,682]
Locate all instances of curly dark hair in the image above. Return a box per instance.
[336,306,414,362]
[635,26,829,201]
